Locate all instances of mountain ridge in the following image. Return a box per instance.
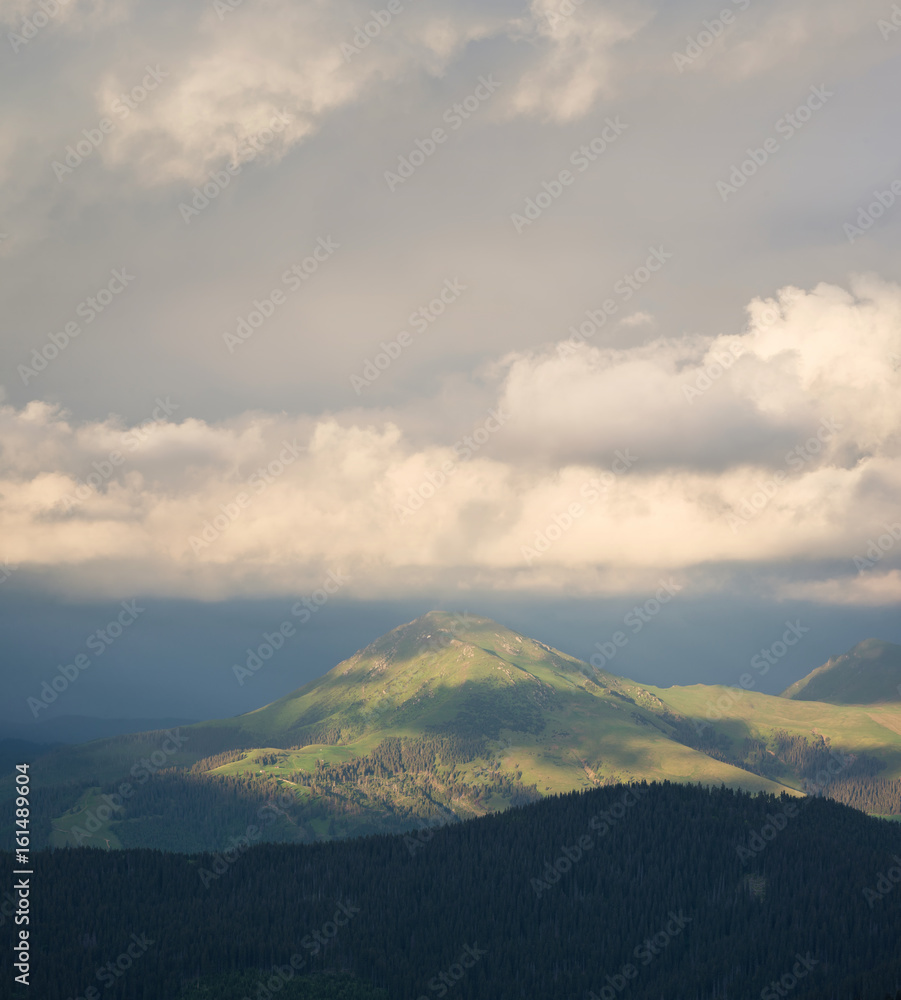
[6,611,901,852]
[780,637,901,704]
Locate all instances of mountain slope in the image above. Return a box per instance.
[8,612,901,852]
[781,638,901,704]
[183,611,801,800]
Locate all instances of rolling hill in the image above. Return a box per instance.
[7,612,901,852]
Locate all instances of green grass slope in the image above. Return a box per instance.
[645,682,901,784]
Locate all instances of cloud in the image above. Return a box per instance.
[779,570,901,606]
[2,276,900,601]
[80,0,510,186]
[0,0,130,29]
[490,275,901,469]
[706,3,891,81]
[506,0,653,120]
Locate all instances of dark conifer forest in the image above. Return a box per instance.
[6,781,901,1000]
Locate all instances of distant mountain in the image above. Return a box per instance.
[781,638,901,704]
[6,613,901,853]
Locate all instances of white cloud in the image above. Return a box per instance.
[87,0,509,186]
[779,570,901,606]
[2,277,900,600]
[490,275,901,468]
[506,0,653,120]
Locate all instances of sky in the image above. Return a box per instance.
[1,0,900,731]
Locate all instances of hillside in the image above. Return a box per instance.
[10,782,901,1000]
[781,638,901,704]
[7,612,901,853]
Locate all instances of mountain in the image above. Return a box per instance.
[5,612,901,853]
[781,638,901,704]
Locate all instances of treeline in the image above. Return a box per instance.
[5,782,901,999]
[665,717,899,813]
[81,735,541,850]
[3,734,544,853]
[822,777,901,815]
[771,730,886,780]
[190,749,247,773]
[102,770,304,852]
[285,734,540,836]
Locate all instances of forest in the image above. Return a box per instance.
[4,780,901,999]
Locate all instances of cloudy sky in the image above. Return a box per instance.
[2,0,900,729]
